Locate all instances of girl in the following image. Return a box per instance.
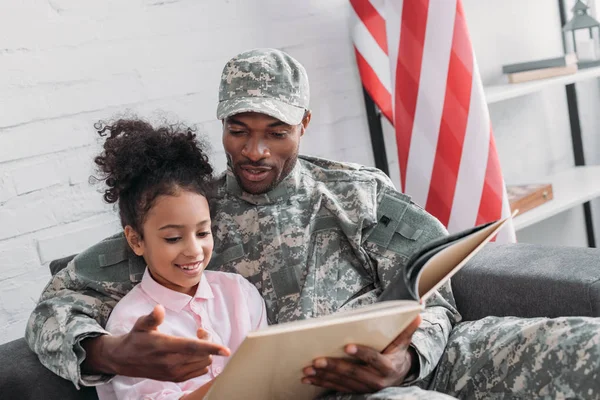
[93,119,267,400]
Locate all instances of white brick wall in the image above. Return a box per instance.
[0,0,374,344]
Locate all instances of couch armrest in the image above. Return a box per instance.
[452,242,600,321]
[0,338,98,400]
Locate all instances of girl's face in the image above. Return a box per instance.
[126,190,214,296]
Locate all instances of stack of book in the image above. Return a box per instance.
[502,53,578,84]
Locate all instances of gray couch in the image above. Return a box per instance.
[1,242,599,400]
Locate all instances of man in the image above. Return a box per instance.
[27,48,599,399]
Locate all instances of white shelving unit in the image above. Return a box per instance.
[484,66,600,104]
[484,68,600,233]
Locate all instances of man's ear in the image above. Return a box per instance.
[124,225,144,256]
[300,111,311,137]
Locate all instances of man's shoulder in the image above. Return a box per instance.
[298,155,394,187]
[298,157,447,242]
[72,232,143,282]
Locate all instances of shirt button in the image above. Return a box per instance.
[213,366,222,375]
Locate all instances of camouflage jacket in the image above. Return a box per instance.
[25,155,461,388]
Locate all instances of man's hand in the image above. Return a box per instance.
[301,314,421,393]
[82,305,231,382]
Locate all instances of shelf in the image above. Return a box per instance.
[512,166,600,231]
[484,66,600,104]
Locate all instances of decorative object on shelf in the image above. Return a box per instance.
[506,64,578,84]
[562,0,600,68]
[502,53,578,74]
[507,183,554,216]
[500,54,579,85]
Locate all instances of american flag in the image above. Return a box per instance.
[351,0,515,242]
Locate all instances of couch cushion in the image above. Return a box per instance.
[452,242,600,321]
[0,338,98,400]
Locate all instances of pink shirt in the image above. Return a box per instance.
[96,269,267,400]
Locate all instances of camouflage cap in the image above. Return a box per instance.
[216,48,310,125]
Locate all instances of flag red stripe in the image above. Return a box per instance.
[476,127,504,225]
[425,1,472,226]
[394,0,429,192]
[350,0,389,55]
[354,48,394,122]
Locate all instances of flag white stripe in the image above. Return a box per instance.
[384,0,402,107]
[447,56,490,233]
[368,0,387,21]
[404,0,456,207]
[351,7,392,93]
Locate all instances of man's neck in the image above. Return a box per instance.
[225,161,302,206]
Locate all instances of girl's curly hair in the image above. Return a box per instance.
[93,118,213,236]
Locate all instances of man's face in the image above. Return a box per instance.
[222,112,310,194]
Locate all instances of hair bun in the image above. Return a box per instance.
[93,119,213,204]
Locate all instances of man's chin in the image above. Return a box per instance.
[233,167,277,194]
[239,179,274,195]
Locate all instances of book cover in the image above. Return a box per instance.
[502,53,578,74]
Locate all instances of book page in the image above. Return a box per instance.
[417,217,510,301]
[205,300,422,400]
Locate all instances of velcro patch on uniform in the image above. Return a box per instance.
[211,244,246,268]
[366,193,409,248]
[98,250,128,268]
[311,216,339,232]
[387,218,424,256]
[378,193,408,221]
[396,221,423,240]
[221,244,245,263]
[270,266,301,298]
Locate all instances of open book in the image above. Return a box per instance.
[204,216,512,400]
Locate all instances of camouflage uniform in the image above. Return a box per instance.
[26,156,457,388]
[26,157,600,399]
[26,48,600,399]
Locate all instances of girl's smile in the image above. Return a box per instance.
[175,261,204,276]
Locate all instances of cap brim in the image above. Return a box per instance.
[217,97,305,125]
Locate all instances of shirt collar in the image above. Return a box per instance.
[140,268,214,313]
[225,160,302,205]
